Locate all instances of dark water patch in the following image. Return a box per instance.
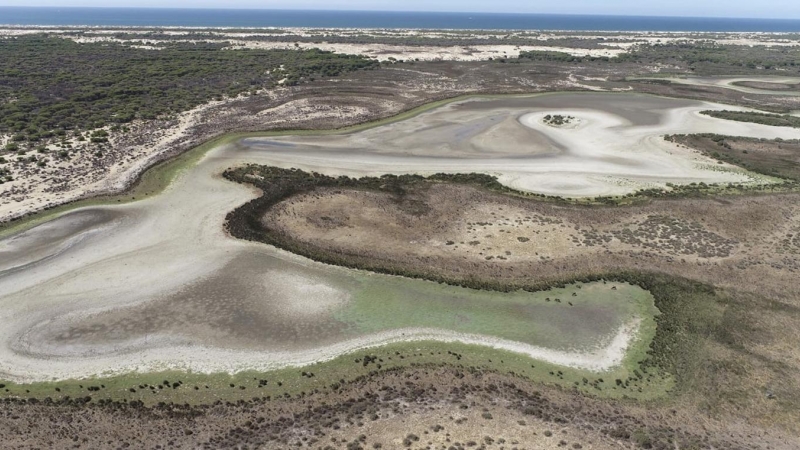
[4,8,800,32]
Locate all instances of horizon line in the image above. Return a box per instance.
[0,6,799,22]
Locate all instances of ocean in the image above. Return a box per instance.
[1,7,800,32]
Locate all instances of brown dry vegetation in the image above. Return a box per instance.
[220,165,800,445]
[2,366,794,450]
[263,180,800,302]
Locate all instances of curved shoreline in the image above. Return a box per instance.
[0,321,641,384]
[1,91,796,386]
[5,85,797,239]
[0,92,523,238]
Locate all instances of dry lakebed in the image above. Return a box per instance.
[0,92,796,385]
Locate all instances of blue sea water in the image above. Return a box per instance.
[1,7,800,32]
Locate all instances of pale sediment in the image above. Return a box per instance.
[0,321,640,383]
[1,92,797,383]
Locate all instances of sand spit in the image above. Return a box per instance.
[0,321,640,383]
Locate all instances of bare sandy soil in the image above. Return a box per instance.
[224,41,628,61]
[0,95,238,222]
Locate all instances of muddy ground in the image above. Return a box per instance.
[240,93,792,197]
[734,80,800,91]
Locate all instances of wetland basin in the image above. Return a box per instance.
[239,92,795,196]
[1,92,796,383]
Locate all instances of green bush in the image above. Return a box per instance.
[0,36,379,137]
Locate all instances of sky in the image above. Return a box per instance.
[0,0,799,20]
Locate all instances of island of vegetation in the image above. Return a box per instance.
[542,114,576,126]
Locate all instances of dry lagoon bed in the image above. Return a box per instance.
[0,92,797,384]
[241,93,790,196]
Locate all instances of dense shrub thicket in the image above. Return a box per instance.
[617,42,800,70]
[0,35,379,137]
[518,50,611,63]
[518,42,800,75]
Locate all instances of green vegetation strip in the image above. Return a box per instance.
[0,337,668,407]
[0,35,379,139]
[0,271,734,409]
[340,278,650,351]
